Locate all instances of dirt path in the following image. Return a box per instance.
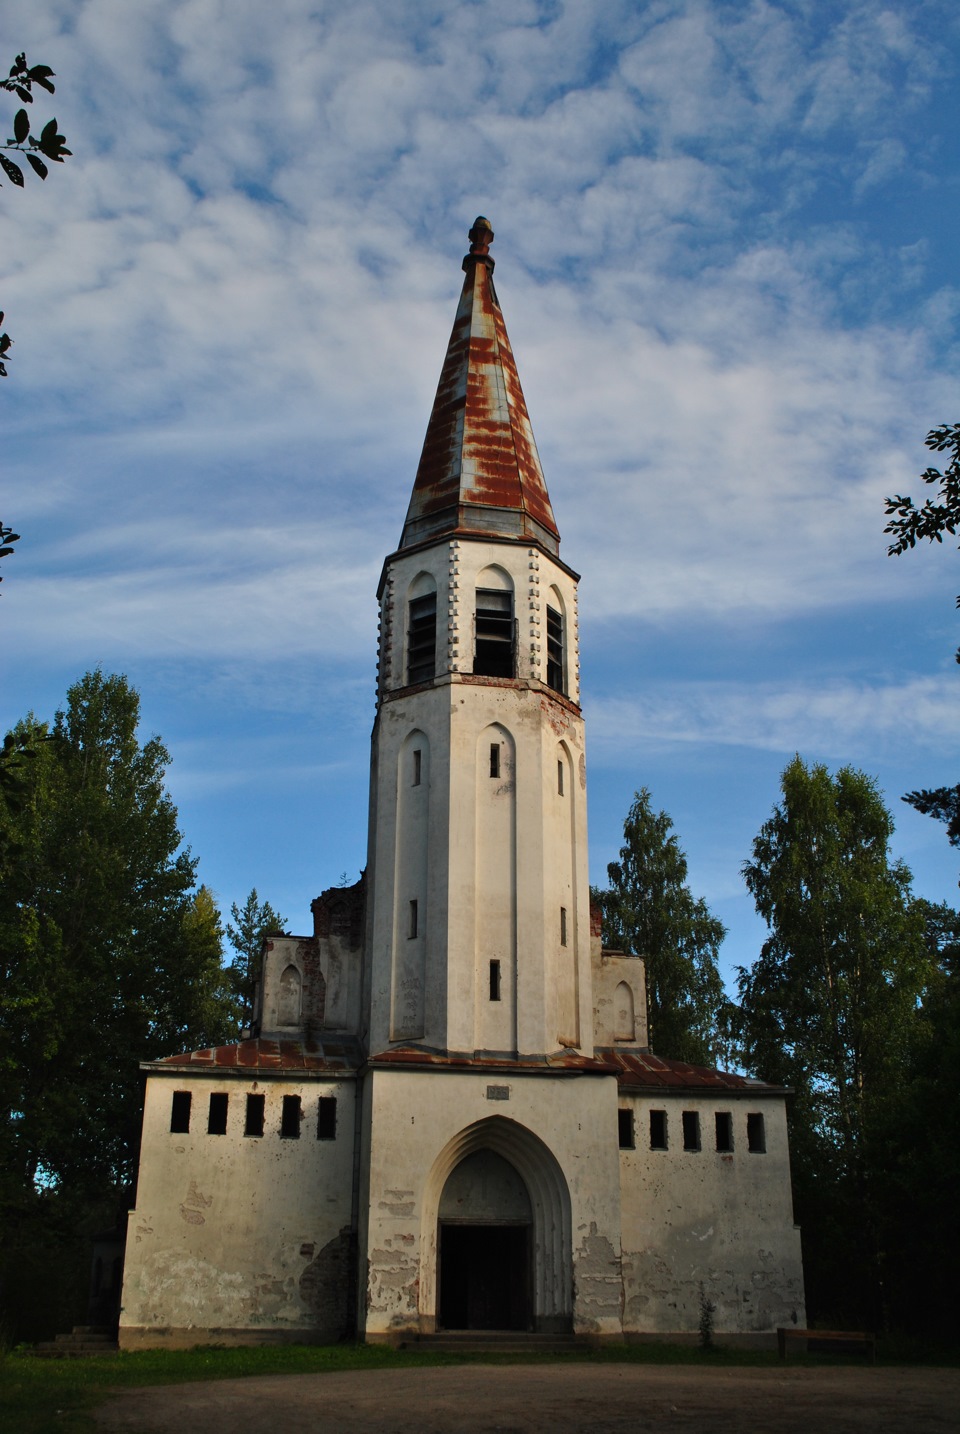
[95,1361,960,1434]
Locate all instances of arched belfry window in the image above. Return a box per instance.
[474,567,515,678]
[407,573,437,685]
[546,587,565,694]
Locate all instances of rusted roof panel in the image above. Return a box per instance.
[370,1046,613,1074]
[148,1036,362,1074]
[600,1049,787,1095]
[401,220,559,552]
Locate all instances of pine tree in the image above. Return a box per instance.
[738,756,930,1326]
[594,788,729,1065]
[225,888,287,1021]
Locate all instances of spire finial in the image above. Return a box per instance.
[468,216,494,254]
[463,216,495,274]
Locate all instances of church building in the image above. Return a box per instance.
[119,220,805,1347]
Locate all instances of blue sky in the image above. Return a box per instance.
[4,0,959,992]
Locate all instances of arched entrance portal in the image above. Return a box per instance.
[420,1116,573,1335]
[438,1149,532,1330]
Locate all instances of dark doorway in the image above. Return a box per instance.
[438,1224,530,1330]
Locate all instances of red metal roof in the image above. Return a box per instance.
[401,218,559,554]
[601,1049,787,1095]
[149,1036,361,1074]
[369,1046,611,1074]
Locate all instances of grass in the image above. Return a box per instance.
[1,1336,955,1434]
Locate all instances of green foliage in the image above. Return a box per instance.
[885,422,960,663]
[902,782,960,854]
[737,756,932,1327]
[2,52,72,377]
[1,53,70,186]
[225,888,287,1021]
[0,519,20,581]
[0,671,237,1341]
[594,788,729,1065]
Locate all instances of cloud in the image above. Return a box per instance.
[588,673,960,763]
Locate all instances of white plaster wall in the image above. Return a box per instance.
[120,1073,356,1346]
[593,953,649,1049]
[365,681,592,1057]
[358,1067,624,1340]
[618,1093,805,1335]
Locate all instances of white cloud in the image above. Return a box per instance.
[588,674,960,762]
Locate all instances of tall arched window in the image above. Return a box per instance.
[407,572,437,685]
[474,566,514,678]
[546,586,565,694]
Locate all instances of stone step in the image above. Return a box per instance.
[415,1330,578,1355]
[32,1326,119,1358]
[33,1342,119,1358]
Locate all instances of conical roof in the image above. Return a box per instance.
[400,219,560,555]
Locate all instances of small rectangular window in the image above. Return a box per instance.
[715,1111,733,1152]
[281,1094,301,1139]
[747,1112,766,1153]
[207,1092,228,1135]
[618,1109,635,1149]
[649,1109,668,1150]
[682,1110,701,1151]
[170,1091,192,1134]
[412,749,422,786]
[489,959,501,1002]
[317,1097,337,1140]
[408,899,418,939]
[546,605,564,693]
[245,1093,265,1138]
[560,906,568,946]
[490,743,500,778]
[557,760,564,795]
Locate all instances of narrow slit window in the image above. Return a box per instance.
[560,906,568,947]
[557,759,564,795]
[207,1092,228,1135]
[412,749,422,786]
[618,1109,635,1149]
[408,899,418,939]
[317,1097,337,1140]
[490,743,500,778]
[715,1111,733,1152]
[649,1109,668,1150]
[280,1094,301,1139]
[546,605,565,693]
[682,1111,701,1151]
[489,959,501,1002]
[747,1112,766,1153]
[170,1091,192,1134]
[474,589,514,677]
[245,1093,265,1138]
[407,593,437,685]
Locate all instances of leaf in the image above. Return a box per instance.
[14,108,29,143]
[0,154,25,186]
[26,153,48,180]
[14,86,32,104]
[33,75,56,94]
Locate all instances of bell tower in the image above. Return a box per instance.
[363,219,592,1059]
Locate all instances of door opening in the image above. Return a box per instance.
[438,1223,530,1330]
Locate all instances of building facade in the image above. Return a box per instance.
[119,220,805,1347]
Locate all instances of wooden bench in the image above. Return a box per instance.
[777,1327,876,1363]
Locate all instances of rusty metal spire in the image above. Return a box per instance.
[400,218,560,554]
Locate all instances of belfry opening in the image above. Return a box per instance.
[437,1149,532,1330]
